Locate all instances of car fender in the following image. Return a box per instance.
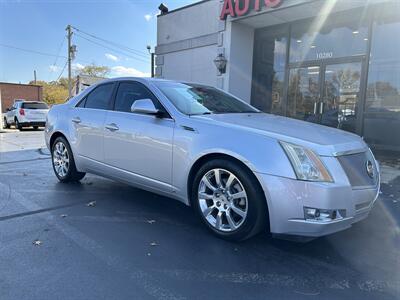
[171,120,296,205]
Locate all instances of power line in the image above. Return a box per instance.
[74,33,149,63]
[0,43,67,59]
[55,60,68,81]
[71,25,149,59]
[52,35,67,67]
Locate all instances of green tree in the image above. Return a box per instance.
[77,64,110,77]
[29,63,110,105]
[30,80,68,105]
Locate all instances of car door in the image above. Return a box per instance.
[70,82,115,169]
[103,81,174,192]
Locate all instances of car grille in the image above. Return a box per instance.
[337,151,378,188]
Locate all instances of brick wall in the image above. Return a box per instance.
[0,82,43,113]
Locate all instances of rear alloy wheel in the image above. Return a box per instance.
[192,159,268,241]
[51,136,85,182]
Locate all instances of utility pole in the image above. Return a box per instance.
[66,25,73,98]
[147,45,155,78]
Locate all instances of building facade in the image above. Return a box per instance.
[156,0,400,152]
[0,82,43,113]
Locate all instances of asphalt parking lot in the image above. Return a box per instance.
[0,130,399,300]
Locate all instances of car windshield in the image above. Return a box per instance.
[22,102,48,109]
[155,82,259,115]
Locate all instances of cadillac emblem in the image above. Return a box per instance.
[366,160,374,178]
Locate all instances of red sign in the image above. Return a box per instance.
[220,0,283,20]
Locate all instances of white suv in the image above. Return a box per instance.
[3,101,49,130]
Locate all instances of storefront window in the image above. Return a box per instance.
[251,27,288,115]
[364,19,400,150]
[290,19,368,63]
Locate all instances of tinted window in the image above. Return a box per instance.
[22,102,48,109]
[84,83,114,110]
[114,82,162,113]
[76,97,86,108]
[364,18,400,150]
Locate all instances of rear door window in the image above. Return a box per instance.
[84,83,115,110]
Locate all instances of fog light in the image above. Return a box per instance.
[304,207,345,222]
[304,208,319,219]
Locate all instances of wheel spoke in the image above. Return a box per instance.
[198,192,213,200]
[231,204,246,218]
[215,211,223,230]
[225,173,235,190]
[226,210,237,230]
[202,176,216,192]
[214,169,221,187]
[231,190,246,200]
[203,206,215,218]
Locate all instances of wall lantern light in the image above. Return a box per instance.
[213,53,227,74]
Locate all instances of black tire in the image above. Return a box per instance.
[51,136,86,183]
[3,118,9,129]
[191,159,269,241]
[15,118,22,130]
[33,126,39,130]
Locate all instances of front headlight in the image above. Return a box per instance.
[280,141,333,182]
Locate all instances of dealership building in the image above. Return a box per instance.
[155,0,400,152]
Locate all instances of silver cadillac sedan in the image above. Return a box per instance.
[45,78,380,241]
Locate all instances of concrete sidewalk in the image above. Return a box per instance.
[0,129,46,152]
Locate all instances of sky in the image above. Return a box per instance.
[0,0,195,84]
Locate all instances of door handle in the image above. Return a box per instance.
[105,123,119,131]
[72,117,81,124]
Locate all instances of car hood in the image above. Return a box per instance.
[193,113,367,156]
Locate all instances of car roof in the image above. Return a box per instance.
[99,77,173,83]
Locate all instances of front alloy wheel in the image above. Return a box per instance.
[198,169,248,232]
[192,159,268,241]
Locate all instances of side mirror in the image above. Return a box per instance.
[131,99,160,116]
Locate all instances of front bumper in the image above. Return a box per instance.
[256,169,380,238]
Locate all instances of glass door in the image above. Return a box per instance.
[287,66,321,123]
[322,61,363,133]
[287,59,365,134]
